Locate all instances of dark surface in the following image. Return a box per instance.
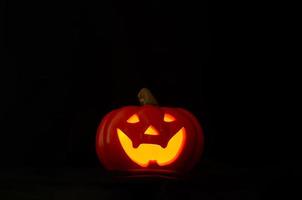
[0,0,300,199]
[1,162,301,200]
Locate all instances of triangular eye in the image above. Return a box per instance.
[164,113,176,122]
[127,114,140,123]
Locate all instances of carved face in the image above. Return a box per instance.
[96,105,203,175]
[117,113,186,167]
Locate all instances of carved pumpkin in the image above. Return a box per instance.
[96,88,204,177]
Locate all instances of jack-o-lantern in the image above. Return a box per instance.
[96,88,204,177]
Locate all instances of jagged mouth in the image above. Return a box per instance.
[117,127,186,167]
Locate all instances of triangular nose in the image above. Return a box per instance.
[144,125,159,135]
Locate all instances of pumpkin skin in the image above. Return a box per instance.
[96,105,204,176]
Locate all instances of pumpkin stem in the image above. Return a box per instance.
[138,88,159,105]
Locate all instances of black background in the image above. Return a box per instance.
[0,0,300,199]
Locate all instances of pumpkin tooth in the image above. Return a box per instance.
[160,143,168,148]
[132,142,140,149]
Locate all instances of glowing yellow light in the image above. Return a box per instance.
[117,127,186,167]
[144,125,159,135]
[164,113,176,122]
[127,114,140,123]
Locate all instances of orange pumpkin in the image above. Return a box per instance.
[96,88,204,177]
